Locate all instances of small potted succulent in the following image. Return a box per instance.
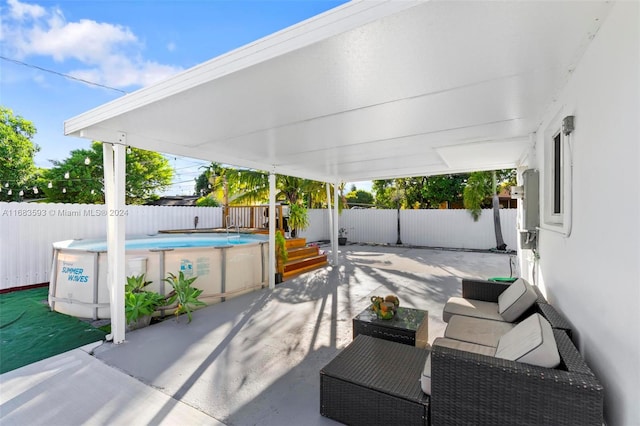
[338,227,348,246]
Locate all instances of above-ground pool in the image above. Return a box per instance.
[49,233,269,319]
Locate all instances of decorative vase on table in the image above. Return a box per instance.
[370,295,400,320]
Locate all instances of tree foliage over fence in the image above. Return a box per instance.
[0,107,40,202]
[41,142,173,204]
[194,163,349,209]
[373,174,468,209]
[373,170,516,211]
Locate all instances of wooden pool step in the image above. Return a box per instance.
[282,237,328,280]
[283,254,328,280]
[287,246,320,261]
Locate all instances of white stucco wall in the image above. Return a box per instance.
[523,2,639,424]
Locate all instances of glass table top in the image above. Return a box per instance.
[354,306,428,332]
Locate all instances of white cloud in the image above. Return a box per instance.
[71,57,183,88]
[1,0,182,89]
[6,0,46,21]
[167,42,176,52]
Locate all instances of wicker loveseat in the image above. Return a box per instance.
[429,328,603,425]
[319,279,603,426]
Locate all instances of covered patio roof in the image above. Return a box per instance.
[62,0,614,344]
[64,0,612,183]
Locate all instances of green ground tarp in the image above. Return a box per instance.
[0,287,107,374]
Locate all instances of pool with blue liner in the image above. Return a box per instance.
[49,233,269,319]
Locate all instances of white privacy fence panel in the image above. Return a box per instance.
[2,202,516,289]
[0,202,222,290]
[298,209,330,243]
[341,209,399,245]
[302,208,517,250]
[400,209,517,250]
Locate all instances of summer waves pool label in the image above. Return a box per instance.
[58,253,93,284]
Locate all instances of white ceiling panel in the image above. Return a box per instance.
[65,1,613,183]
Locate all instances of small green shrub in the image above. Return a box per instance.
[275,229,288,273]
[125,274,165,325]
[125,291,165,325]
[196,195,220,207]
[164,272,206,323]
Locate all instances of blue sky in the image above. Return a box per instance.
[1,0,376,196]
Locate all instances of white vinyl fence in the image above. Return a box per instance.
[1,202,516,289]
[299,208,517,250]
[0,202,222,290]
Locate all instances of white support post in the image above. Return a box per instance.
[103,139,127,344]
[268,172,276,289]
[325,183,334,264]
[333,182,340,266]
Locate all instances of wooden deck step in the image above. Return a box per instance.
[284,253,328,272]
[287,246,319,261]
[283,254,328,279]
[283,260,329,280]
[285,238,307,249]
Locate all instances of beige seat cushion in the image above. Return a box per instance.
[445,315,515,348]
[497,278,538,322]
[421,337,496,395]
[442,297,502,323]
[495,313,561,368]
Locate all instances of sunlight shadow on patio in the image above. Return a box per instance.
[91,246,511,424]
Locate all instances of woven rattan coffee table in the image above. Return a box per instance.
[320,334,430,425]
[353,306,429,348]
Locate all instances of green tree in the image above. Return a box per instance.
[195,195,220,207]
[194,164,344,210]
[345,189,374,208]
[42,141,173,204]
[463,169,516,219]
[463,172,493,220]
[374,174,468,209]
[462,169,515,250]
[0,107,40,201]
[194,169,212,197]
[419,174,467,208]
[372,179,396,208]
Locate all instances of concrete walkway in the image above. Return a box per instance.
[0,245,513,425]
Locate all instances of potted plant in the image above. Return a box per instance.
[338,227,348,246]
[125,274,165,331]
[287,203,309,238]
[275,229,288,283]
[163,272,206,323]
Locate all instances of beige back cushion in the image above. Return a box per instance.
[495,313,561,368]
[498,278,538,322]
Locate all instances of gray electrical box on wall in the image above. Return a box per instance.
[520,169,539,250]
[522,169,540,231]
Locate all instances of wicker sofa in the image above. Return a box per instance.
[452,278,574,339]
[429,327,604,425]
[319,279,603,426]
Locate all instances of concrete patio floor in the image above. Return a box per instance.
[0,245,513,425]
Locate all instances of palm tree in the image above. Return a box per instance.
[491,172,507,251]
[391,180,405,245]
[198,164,347,210]
[463,171,507,251]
